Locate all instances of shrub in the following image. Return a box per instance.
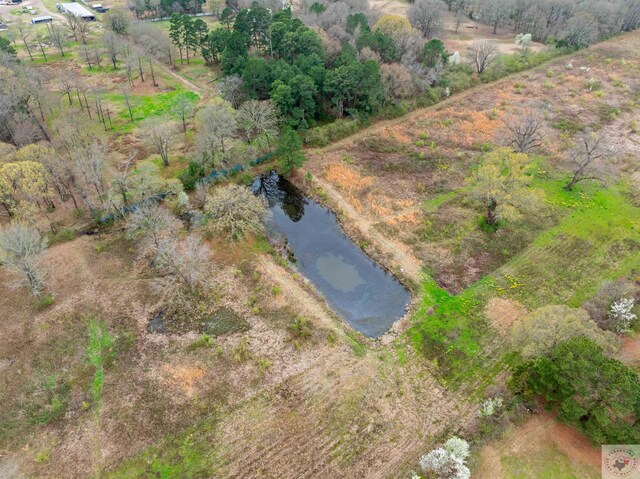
[440,65,475,93]
[232,336,253,362]
[189,334,215,350]
[33,294,55,311]
[303,119,361,146]
[419,446,470,479]
[609,298,637,333]
[444,437,470,460]
[204,184,268,241]
[583,279,638,331]
[179,162,204,191]
[477,397,504,418]
[49,228,75,245]
[287,317,312,339]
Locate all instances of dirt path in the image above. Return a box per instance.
[157,62,207,97]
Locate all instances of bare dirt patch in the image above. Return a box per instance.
[159,364,206,399]
[484,297,528,334]
[475,412,600,479]
[617,334,640,369]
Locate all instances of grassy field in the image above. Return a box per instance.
[83,32,640,479]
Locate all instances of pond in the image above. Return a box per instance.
[251,171,411,338]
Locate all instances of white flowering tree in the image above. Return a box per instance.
[478,397,504,418]
[419,437,471,479]
[444,437,470,460]
[609,298,637,333]
[515,33,532,52]
[448,51,461,65]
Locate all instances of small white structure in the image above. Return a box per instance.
[57,2,95,20]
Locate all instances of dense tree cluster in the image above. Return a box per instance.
[510,305,617,359]
[512,337,640,444]
[168,6,442,128]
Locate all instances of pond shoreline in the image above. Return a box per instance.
[282,171,420,342]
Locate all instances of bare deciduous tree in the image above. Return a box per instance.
[563,132,614,191]
[47,22,66,57]
[236,100,280,147]
[143,118,176,166]
[502,110,546,153]
[13,20,34,61]
[467,40,498,74]
[62,13,81,42]
[127,202,179,254]
[170,96,195,133]
[76,18,91,44]
[155,236,210,290]
[0,222,47,295]
[59,71,76,106]
[408,0,446,38]
[481,0,513,34]
[192,180,210,209]
[73,141,107,198]
[196,100,237,169]
[219,75,247,109]
[561,11,598,49]
[380,63,415,106]
[103,31,122,69]
[129,22,174,66]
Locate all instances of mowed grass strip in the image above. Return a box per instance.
[493,182,640,308]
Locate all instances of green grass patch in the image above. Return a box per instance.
[24,375,70,426]
[410,277,492,381]
[411,176,639,383]
[421,191,457,213]
[500,440,599,479]
[493,184,640,307]
[86,318,115,404]
[345,330,367,357]
[102,87,199,132]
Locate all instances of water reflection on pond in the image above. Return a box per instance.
[251,171,410,338]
